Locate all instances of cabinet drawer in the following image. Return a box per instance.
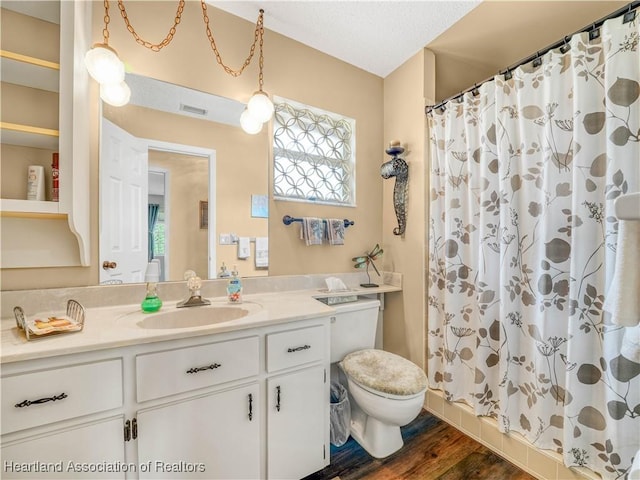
[267,325,325,372]
[1,359,123,435]
[136,336,259,402]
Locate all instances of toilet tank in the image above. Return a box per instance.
[329,297,381,363]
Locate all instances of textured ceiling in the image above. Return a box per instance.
[209,1,481,78]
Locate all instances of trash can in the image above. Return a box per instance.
[330,381,351,447]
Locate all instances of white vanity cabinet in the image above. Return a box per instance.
[136,383,260,479]
[0,316,330,480]
[0,358,126,479]
[132,335,261,479]
[266,325,329,479]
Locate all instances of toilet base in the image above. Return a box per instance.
[350,414,404,459]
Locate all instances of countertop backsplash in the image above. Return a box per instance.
[1,272,401,319]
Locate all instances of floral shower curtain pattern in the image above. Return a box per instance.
[427,13,639,479]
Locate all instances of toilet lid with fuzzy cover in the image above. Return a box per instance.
[341,349,427,396]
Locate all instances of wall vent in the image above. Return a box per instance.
[180,104,208,116]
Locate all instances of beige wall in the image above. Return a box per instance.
[380,50,435,370]
[148,151,208,281]
[1,1,383,290]
[428,1,627,102]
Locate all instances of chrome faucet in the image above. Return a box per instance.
[177,271,211,308]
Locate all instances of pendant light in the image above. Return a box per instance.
[240,108,263,135]
[100,81,131,107]
[87,1,274,128]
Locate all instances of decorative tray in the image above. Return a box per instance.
[14,299,85,341]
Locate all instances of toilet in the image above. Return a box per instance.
[330,297,427,459]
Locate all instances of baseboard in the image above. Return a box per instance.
[423,389,602,480]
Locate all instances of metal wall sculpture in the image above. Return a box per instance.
[381,141,408,236]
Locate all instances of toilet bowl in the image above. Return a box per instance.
[328,298,427,459]
[340,348,427,458]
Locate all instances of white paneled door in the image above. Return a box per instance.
[100,119,149,284]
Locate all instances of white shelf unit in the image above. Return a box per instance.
[0,1,90,265]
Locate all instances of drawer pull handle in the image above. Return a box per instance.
[186,363,221,374]
[248,393,253,421]
[15,392,68,408]
[276,386,281,412]
[287,344,311,353]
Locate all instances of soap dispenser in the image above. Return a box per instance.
[218,262,230,278]
[141,261,163,312]
[227,265,242,303]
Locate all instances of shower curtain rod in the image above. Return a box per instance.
[425,1,639,115]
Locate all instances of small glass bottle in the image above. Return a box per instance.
[141,262,162,312]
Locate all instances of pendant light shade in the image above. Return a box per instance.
[100,81,131,107]
[85,43,125,85]
[247,91,274,123]
[240,108,263,135]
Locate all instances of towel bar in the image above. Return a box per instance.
[282,215,354,228]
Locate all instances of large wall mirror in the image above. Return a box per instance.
[100,73,269,285]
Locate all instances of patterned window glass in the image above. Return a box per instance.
[273,98,355,206]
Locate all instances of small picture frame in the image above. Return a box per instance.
[199,201,208,229]
[251,194,268,218]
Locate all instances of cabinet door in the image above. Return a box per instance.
[136,383,259,479]
[1,416,125,479]
[268,365,326,480]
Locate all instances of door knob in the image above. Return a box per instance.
[102,261,117,270]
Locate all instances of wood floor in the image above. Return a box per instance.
[304,410,537,480]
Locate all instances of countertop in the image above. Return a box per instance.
[1,284,401,364]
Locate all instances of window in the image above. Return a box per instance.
[273,97,355,206]
[152,215,165,256]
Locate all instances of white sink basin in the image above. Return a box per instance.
[136,304,256,329]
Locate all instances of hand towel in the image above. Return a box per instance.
[604,220,640,327]
[327,218,345,245]
[237,237,251,259]
[255,237,268,268]
[301,217,324,246]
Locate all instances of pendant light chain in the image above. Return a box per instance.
[200,1,264,78]
[258,17,265,91]
[117,0,186,52]
[102,0,111,45]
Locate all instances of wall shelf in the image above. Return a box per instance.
[0,50,60,92]
[0,122,59,150]
[0,1,91,267]
[0,199,61,216]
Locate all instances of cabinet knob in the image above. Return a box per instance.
[102,260,117,270]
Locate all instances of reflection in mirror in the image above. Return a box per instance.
[99,74,269,285]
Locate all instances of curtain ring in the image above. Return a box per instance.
[623,5,636,23]
[532,51,542,67]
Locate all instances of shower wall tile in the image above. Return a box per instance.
[426,389,444,415]
[443,400,461,426]
[460,407,481,438]
[502,432,529,468]
[480,417,504,451]
[528,448,559,479]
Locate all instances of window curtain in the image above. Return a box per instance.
[427,13,639,479]
[148,203,160,263]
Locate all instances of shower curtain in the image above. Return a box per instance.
[427,13,639,479]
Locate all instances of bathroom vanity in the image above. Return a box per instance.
[0,279,401,480]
